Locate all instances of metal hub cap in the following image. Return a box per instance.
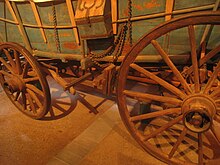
[182,94,216,133]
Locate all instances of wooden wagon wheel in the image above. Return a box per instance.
[117,11,220,165]
[0,42,51,119]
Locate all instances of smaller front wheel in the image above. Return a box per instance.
[0,42,51,119]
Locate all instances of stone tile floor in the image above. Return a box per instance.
[47,103,165,165]
[0,77,166,165]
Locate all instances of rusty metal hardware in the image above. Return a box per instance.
[127,0,132,47]
[88,23,128,68]
[182,94,216,133]
[88,0,132,67]
[52,3,61,53]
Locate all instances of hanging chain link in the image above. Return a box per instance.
[89,24,128,68]
[128,0,132,47]
[52,3,61,53]
[89,0,132,68]
[112,24,128,63]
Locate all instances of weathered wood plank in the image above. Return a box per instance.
[6,0,32,52]
[30,1,47,43]
[66,0,80,45]
[111,0,118,34]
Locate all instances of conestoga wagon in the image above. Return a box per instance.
[0,0,220,164]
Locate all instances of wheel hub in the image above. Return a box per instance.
[4,76,25,93]
[182,94,216,133]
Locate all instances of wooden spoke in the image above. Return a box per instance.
[216,100,220,112]
[27,70,37,77]
[143,115,183,141]
[127,75,158,84]
[0,57,14,73]
[0,70,13,78]
[26,93,37,114]
[151,40,192,95]
[211,121,220,143]
[26,84,44,97]
[116,12,220,165]
[13,49,22,75]
[200,41,206,59]
[203,61,220,94]
[210,87,220,99]
[22,62,29,78]
[23,76,39,83]
[214,115,220,123]
[217,99,220,112]
[130,108,181,122]
[198,133,203,165]
[3,49,16,69]
[200,44,220,67]
[21,91,27,110]
[123,90,182,106]
[27,88,42,108]
[168,127,187,158]
[0,43,50,119]
[188,25,200,93]
[130,63,186,99]
[14,91,20,101]
[185,44,220,75]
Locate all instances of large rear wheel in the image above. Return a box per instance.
[117,11,220,164]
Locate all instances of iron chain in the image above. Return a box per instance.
[128,0,132,47]
[89,0,132,68]
[89,23,128,68]
[52,3,61,53]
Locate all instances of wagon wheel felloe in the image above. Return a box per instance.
[117,11,220,165]
[0,42,51,119]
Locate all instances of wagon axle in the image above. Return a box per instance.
[184,109,211,133]
[182,95,216,133]
[4,76,25,93]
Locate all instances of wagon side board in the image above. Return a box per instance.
[0,0,219,62]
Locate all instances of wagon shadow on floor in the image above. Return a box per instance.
[41,76,110,120]
[41,76,78,120]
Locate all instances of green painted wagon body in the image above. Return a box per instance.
[0,0,218,62]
